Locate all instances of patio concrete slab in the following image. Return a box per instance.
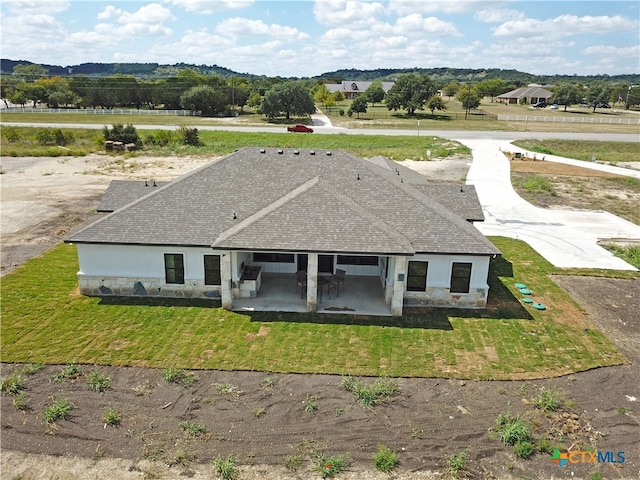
[460,139,640,271]
[232,273,391,316]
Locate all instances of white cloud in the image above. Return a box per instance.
[98,5,123,20]
[389,0,505,15]
[396,13,462,36]
[475,8,524,23]
[216,18,309,40]
[4,0,69,14]
[493,14,638,39]
[165,0,254,15]
[313,0,386,27]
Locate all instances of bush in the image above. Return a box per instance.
[162,367,197,386]
[372,444,398,472]
[532,388,561,413]
[447,449,469,479]
[177,125,202,146]
[314,454,350,479]
[514,440,535,458]
[43,398,74,424]
[145,130,175,146]
[500,417,532,446]
[103,123,142,148]
[179,420,207,437]
[13,392,30,410]
[53,364,82,382]
[0,373,25,394]
[340,376,399,408]
[3,126,22,142]
[88,370,111,392]
[36,128,74,146]
[102,407,122,426]
[212,454,237,480]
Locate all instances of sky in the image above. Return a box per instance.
[1,0,638,77]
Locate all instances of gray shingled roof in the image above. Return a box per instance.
[498,86,552,100]
[97,180,169,212]
[67,148,499,256]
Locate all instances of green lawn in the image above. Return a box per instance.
[512,139,640,165]
[0,238,628,379]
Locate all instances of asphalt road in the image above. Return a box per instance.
[2,121,639,142]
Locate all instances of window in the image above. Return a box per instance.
[450,262,472,293]
[253,253,295,263]
[407,261,428,292]
[164,253,184,284]
[204,255,221,285]
[336,255,378,266]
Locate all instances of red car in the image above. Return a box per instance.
[287,124,314,133]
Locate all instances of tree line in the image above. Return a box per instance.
[1,63,638,120]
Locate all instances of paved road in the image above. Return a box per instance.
[3,121,639,143]
[461,139,640,271]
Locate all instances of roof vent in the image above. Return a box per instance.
[259,148,266,154]
[310,150,315,155]
[460,186,464,192]
[356,173,360,180]
[233,212,237,220]
[326,151,332,156]
[145,180,149,187]
[278,149,284,154]
[294,150,299,155]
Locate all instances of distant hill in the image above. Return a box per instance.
[2,59,638,84]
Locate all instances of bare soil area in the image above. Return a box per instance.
[1,153,639,479]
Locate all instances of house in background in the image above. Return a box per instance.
[325,81,395,99]
[498,85,553,105]
[66,148,500,316]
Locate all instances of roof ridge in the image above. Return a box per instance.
[315,179,415,253]
[212,176,320,247]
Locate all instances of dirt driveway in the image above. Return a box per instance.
[1,153,639,479]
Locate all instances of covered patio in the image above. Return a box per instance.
[232,273,392,316]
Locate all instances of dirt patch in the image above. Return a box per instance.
[2,154,640,479]
[509,156,640,225]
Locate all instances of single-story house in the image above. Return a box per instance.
[66,148,500,316]
[498,85,553,105]
[325,81,395,99]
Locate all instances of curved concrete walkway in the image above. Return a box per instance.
[460,139,640,271]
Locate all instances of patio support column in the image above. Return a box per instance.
[306,253,318,312]
[391,256,407,316]
[220,251,233,310]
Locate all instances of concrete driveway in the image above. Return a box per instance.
[461,139,640,271]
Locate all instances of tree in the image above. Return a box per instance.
[551,83,582,112]
[442,81,460,98]
[365,82,385,106]
[348,95,368,118]
[37,76,77,108]
[12,64,48,82]
[456,85,481,119]
[585,83,613,112]
[385,74,436,115]
[103,123,142,147]
[426,94,447,116]
[260,81,315,120]
[15,82,47,107]
[476,79,507,102]
[1,75,19,107]
[180,85,227,116]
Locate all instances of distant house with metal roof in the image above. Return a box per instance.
[498,85,553,105]
[325,81,395,99]
[66,148,499,316]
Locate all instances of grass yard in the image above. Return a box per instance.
[0,238,627,379]
[512,139,640,165]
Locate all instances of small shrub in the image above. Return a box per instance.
[177,125,202,146]
[592,471,603,480]
[171,448,192,467]
[53,364,82,382]
[340,376,399,409]
[500,417,532,446]
[372,444,398,472]
[532,388,561,413]
[304,394,318,412]
[284,453,305,471]
[43,397,74,424]
[179,420,207,437]
[213,454,237,480]
[88,370,111,392]
[3,126,22,142]
[214,382,237,394]
[103,123,142,148]
[102,407,122,426]
[253,407,266,418]
[314,454,350,479]
[1,373,25,394]
[447,449,469,479]
[514,440,535,458]
[536,438,554,454]
[145,130,174,146]
[617,406,629,414]
[20,363,44,375]
[13,391,30,411]
[162,367,197,386]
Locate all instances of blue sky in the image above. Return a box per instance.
[1,0,638,77]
